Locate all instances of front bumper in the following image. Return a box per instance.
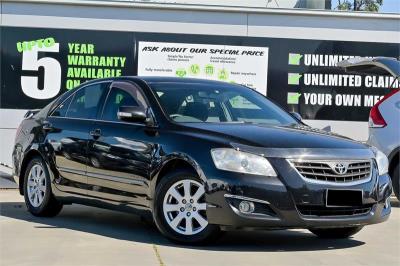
[204,158,392,230]
[12,175,19,185]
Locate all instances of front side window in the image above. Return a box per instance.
[149,82,297,126]
[102,88,139,121]
[66,83,109,119]
[101,82,148,122]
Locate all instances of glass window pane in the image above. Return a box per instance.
[229,95,261,109]
[150,82,297,126]
[51,96,72,117]
[66,83,108,119]
[102,88,139,122]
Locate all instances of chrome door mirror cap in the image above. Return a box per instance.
[117,106,147,123]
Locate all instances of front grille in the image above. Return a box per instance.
[297,204,373,217]
[291,160,371,183]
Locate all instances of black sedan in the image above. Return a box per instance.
[12,77,392,244]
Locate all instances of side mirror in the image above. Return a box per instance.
[290,112,302,121]
[117,106,147,123]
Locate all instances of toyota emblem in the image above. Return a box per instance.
[333,163,348,175]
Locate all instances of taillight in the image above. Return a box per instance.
[369,89,399,128]
[369,105,386,127]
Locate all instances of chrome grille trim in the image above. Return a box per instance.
[297,170,370,178]
[288,159,373,185]
[296,204,373,217]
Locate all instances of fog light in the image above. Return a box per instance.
[238,201,255,213]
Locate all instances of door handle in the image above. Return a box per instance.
[42,121,53,132]
[90,129,102,139]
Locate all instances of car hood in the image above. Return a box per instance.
[180,123,368,150]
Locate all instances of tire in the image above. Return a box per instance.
[23,156,63,217]
[153,170,220,244]
[310,226,363,239]
[392,164,400,201]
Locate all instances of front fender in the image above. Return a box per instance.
[378,173,393,202]
[149,152,207,200]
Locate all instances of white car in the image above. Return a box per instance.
[339,57,400,200]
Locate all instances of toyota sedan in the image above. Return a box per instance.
[12,77,392,244]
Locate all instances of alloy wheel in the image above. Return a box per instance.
[163,179,208,235]
[27,164,47,207]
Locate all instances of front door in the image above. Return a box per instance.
[86,81,157,208]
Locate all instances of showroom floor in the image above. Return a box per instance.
[1,189,399,266]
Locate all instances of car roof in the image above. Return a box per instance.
[75,76,247,92]
[133,76,238,86]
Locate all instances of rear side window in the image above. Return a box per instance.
[66,83,109,119]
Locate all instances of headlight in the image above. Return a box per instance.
[211,148,277,176]
[372,147,389,175]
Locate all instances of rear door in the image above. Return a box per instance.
[46,81,110,195]
[86,81,157,207]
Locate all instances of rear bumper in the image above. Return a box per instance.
[367,127,395,158]
[205,158,392,230]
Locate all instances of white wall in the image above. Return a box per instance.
[0,109,27,173]
[134,0,299,8]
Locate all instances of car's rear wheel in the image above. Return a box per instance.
[23,156,63,217]
[392,164,399,201]
[153,170,220,244]
[309,226,363,239]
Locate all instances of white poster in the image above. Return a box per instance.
[138,42,269,95]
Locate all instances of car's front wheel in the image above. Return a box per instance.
[309,226,363,239]
[23,156,63,217]
[153,170,220,244]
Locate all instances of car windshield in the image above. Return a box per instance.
[149,82,298,126]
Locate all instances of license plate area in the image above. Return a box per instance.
[326,189,363,207]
